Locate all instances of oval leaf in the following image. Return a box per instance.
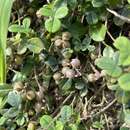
[27,37,44,53]
[45,18,61,33]
[55,6,68,19]
[118,73,130,91]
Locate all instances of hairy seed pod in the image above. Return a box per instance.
[87,74,96,82]
[62,41,70,48]
[62,67,70,75]
[26,90,35,101]
[70,58,80,68]
[28,109,35,116]
[54,39,63,47]
[13,81,24,91]
[61,59,70,67]
[53,72,62,81]
[62,32,71,41]
[65,69,75,78]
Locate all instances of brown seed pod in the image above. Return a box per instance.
[26,90,35,101]
[61,59,70,67]
[53,72,62,81]
[70,58,80,68]
[54,39,63,47]
[65,69,75,78]
[51,35,61,42]
[62,32,71,41]
[62,67,70,75]
[62,41,70,48]
[87,73,96,82]
[27,122,35,130]
[13,81,24,91]
[34,102,42,113]
[36,91,44,101]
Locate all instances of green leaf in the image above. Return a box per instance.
[45,18,61,33]
[55,6,68,19]
[22,18,31,28]
[75,79,85,90]
[128,0,130,4]
[0,84,12,97]
[8,24,30,33]
[92,121,104,129]
[114,36,130,66]
[62,78,72,91]
[55,121,64,130]
[0,116,7,125]
[27,37,44,53]
[86,11,98,25]
[60,105,72,123]
[92,0,105,7]
[118,73,130,91]
[38,5,53,17]
[124,109,130,125]
[120,127,129,130]
[103,46,114,58]
[40,115,55,130]
[95,57,122,77]
[7,91,21,108]
[89,24,107,42]
[69,124,78,130]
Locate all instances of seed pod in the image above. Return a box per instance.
[62,41,70,48]
[70,58,80,68]
[54,39,63,47]
[62,67,70,75]
[62,32,71,41]
[51,35,61,42]
[61,59,70,67]
[27,122,35,130]
[13,81,24,91]
[65,69,75,78]
[26,90,35,101]
[36,91,44,101]
[28,109,35,116]
[87,73,96,82]
[21,92,27,101]
[53,72,62,81]
[34,102,42,113]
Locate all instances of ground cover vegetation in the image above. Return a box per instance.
[1,0,130,129]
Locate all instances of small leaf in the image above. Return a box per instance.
[95,57,122,77]
[124,109,130,125]
[103,46,114,58]
[45,18,61,33]
[86,11,98,25]
[62,78,72,91]
[7,91,21,108]
[118,73,130,91]
[22,18,31,28]
[69,124,78,130]
[38,5,53,16]
[60,105,72,123]
[27,37,44,53]
[40,115,55,130]
[89,24,107,42]
[8,24,30,33]
[55,6,68,19]
[55,121,64,130]
[92,0,105,7]
[114,36,130,66]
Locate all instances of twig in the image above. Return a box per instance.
[81,98,117,120]
[107,31,115,42]
[52,91,75,117]
[107,8,130,23]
